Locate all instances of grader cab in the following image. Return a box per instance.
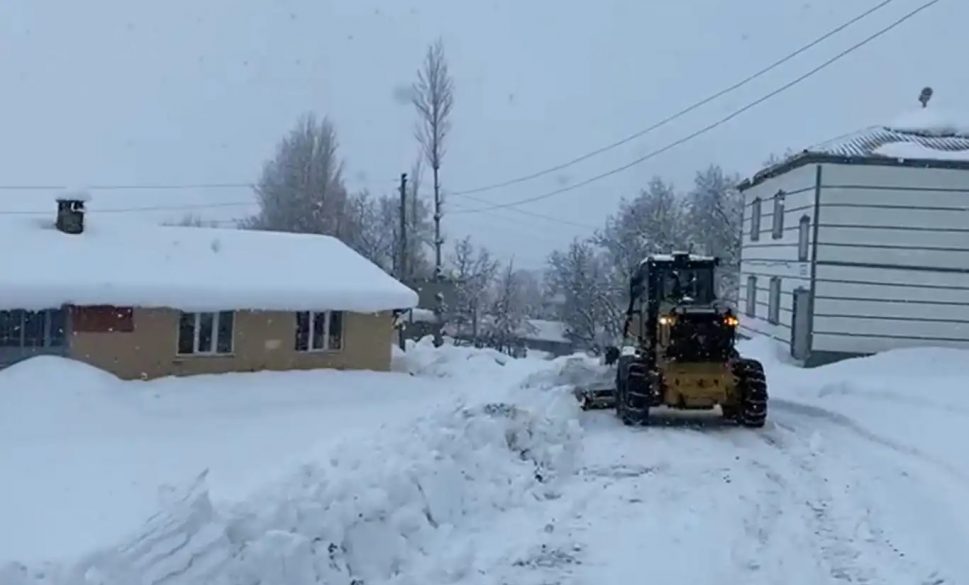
[576,253,767,427]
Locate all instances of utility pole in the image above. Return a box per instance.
[398,172,408,351]
[432,169,445,347]
[399,173,408,281]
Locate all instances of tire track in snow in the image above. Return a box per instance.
[768,410,953,585]
[773,398,969,486]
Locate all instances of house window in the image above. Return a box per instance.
[295,311,344,352]
[0,309,68,348]
[769,277,782,325]
[750,198,762,241]
[798,215,810,261]
[745,276,757,318]
[771,191,785,239]
[177,311,234,355]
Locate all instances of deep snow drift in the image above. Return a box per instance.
[0,341,581,584]
[2,338,968,584]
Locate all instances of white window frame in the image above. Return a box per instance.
[295,310,344,352]
[798,215,811,261]
[745,276,757,318]
[750,198,762,241]
[177,311,234,355]
[769,277,782,325]
[771,190,786,239]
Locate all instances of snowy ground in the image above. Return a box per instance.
[2,338,968,584]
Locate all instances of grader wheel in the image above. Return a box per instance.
[732,358,768,428]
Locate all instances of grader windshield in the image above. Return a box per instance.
[656,262,716,305]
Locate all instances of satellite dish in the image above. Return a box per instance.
[919,86,933,108]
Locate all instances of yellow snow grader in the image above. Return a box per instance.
[576,253,767,427]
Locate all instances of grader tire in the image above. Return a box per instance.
[733,359,768,428]
[616,357,649,426]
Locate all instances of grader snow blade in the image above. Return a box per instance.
[574,387,617,410]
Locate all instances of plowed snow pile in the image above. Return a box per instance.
[0,340,583,585]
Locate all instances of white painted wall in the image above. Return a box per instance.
[738,163,817,347]
[813,163,969,354]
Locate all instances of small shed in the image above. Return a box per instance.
[515,319,574,357]
[737,107,969,366]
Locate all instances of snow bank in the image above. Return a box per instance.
[3,374,581,585]
[0,353,462,565]
[740,337,969,478]
[873,141,969,161]
[886,107,969,137]
[1,342,582,583]
[0,216,416,312]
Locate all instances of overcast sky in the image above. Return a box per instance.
[1,0,966,269]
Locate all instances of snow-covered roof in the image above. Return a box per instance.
[0,216,418,312]
[805,126,969,160]
[741,107,969,189]
[517,319,570,344]
[409,308,437,323]
[641,253,716,264]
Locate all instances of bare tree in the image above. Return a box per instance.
[490,260,529,355]
[406,156,433,279]
[246,113,349,236]
[449,236,498,342]
[412,38,455,346]
[547,239,621,351]
[340,189,434,277]
[686,165,744,305]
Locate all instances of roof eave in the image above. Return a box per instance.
[738,152,969,191]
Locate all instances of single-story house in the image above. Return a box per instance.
[737,106,969,366]
[0,195,418,379]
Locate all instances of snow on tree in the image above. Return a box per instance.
[546,239,621,351]
[489,260,530,355]
[246,114,351,237]
[512,268,544,318]
[448,236,498,342]
[685,165,744,305]
[337,190,434,277]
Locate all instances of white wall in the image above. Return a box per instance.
[738,163,818,346]
[813,163,969,354]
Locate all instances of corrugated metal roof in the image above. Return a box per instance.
[739,126,969,190]
[805,126,969,158]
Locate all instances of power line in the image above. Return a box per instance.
[452,192,598,230]
[452,0,940,215]
[449,0,901,197]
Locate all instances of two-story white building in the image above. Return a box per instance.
[737,113,969,366]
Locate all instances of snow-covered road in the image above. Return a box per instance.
[3,340,968,584]
[549,403,965,585]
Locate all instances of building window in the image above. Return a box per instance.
[0,309,68,348]
[772,191,785,239]
[750,198,762,241]
[798,215,810,261]
[295,311,344,352]
[177,311,234,355]
[745,276,757,317]
[769,277,782,325]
